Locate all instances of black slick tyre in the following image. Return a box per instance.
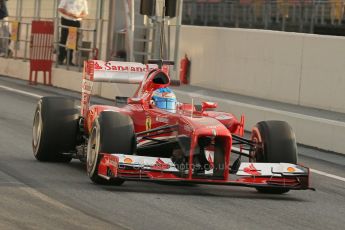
[251,120,298,194]
[86,111,136,185]
[32,97,79,162]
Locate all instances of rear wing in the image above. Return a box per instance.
[83,60,157,83]
[81,60,158,118]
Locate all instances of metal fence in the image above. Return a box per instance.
[0,0,106,72]
[182,0,345,34]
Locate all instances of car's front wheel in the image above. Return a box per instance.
[86,111,136,185]
[251,120,297,194]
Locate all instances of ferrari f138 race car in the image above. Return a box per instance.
[32,59,311,194]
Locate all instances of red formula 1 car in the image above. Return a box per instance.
[32,59,311,194]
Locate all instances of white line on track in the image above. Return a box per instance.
[310,169,345,182]
[1,84,345,183]
[0,84,42,98]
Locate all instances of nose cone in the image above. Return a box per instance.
[186,116,231,137]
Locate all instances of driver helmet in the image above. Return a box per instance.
[151,88,177,113]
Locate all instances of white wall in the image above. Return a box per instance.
[178,26,345,114]
[300,35,345,112]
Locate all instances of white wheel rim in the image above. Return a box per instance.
[87,126,99,176]
[32,109,42,156]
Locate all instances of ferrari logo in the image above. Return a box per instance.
[145,116,152,130]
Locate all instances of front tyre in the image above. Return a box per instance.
[251,120,297,194]
[86,112,136,185]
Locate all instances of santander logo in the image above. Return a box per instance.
[90,61,158,73]
[94,62,103,70]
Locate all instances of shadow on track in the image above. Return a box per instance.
[97,182,307,202]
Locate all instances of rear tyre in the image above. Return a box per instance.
[251,120,297,194]
[32,97,79,162]
[87,111,136,185]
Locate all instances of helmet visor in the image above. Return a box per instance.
[155,98,176,111]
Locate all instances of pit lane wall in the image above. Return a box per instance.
[177,26,345,114]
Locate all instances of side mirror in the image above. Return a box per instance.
[140,0,156,16]
[202,101,217,111]
[128,97,145,105]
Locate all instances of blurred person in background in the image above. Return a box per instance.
[0,0,10,57]
[58,0,88,65]
[330,0,345,24]
[0,0,8,24]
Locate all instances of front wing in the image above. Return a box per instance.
[97,153,311,190]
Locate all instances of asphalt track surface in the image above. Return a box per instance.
[0,76,345,230]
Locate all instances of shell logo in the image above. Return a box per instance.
[287,167,296,172]
[124,158,133,164]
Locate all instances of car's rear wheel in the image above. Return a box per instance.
[87,111,136,185]
[32,97,79,162]
[251,120,297,194]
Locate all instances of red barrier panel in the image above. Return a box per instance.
[29,21,54,85]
